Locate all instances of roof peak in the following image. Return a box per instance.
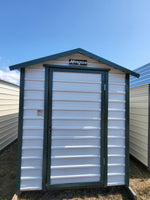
[9,48,139,78]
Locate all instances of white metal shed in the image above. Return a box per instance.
[9,48,139,193]
[0,79,19,150]
[130,63,150,169]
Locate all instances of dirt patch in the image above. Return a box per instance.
[130,157,150,200]
[18,187,131,200]
[0,141,17,200]
[1,141,150,200]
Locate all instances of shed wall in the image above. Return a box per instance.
[130,84,149,166]
[20,66,45,190]
[0,80,19,150]
[20,53,126,190]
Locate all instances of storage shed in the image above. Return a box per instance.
[0,79,19,150]
[130,63,150,169]
[9,48,139,193]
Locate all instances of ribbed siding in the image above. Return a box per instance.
[20,67,44,190]
[107,74,125,186]
[20,53,126,190]
[0,80,19,150]
[50,72,101,184]
[47,53,126,186]
[130,84,149,166]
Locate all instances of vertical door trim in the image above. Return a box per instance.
[46,68,53,186]
[42,65,109,189]
[125,74,130,187]
[42,67,50,190]
[103,72,109,187]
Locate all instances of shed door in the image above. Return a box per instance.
[47,68,106,187]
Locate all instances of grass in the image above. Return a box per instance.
[1,141,150,200]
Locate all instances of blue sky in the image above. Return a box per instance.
[0,0,150,84]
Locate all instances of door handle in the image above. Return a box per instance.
[48,128,51,134]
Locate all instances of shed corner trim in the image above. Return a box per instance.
[125,74,130,187]
[16,68,25,193]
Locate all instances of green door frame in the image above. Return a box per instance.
[42,64,109,190]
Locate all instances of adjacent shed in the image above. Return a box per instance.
[130,63,150,169]
[9,48,139,193]
[0,79,19,150]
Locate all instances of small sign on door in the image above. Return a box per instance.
[37,109,43,116]
[69,59,88,66]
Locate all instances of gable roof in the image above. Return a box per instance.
[9,48,139,77]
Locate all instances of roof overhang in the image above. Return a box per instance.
[9,48,140,78]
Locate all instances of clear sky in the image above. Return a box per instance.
[0,0,150,84]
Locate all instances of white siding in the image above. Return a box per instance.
[51,72,101,184]
[46,53,126,186]
[20,53,126,190]
[130,84,149,166]
[107,73,125,186]
[20,67,45,191]
[0,80,19,150]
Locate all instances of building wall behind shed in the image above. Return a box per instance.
[20,53,126,190]
[130,84,149,166]
[0,80,19,150]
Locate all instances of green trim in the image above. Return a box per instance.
[9,48,139,78]
[16,68,25,194]
[47,182,103,189]
[125,74,130,187]
[100,73,105,184]
[46,67,107,188]
[44,64,110,72]
[42,67,49,190]
[46,68,53,186]
[103,72,109,187]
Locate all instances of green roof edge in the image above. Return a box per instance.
[9,48,139,78]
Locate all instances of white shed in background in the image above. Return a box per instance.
[130,63,150,169]
[0,80,19,150]
[9,48,139,193]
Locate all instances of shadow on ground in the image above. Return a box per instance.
[1,141,150,200]
[19,186,132,200]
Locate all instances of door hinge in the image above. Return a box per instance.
[104,84,107,91]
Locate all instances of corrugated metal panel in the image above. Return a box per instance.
[0,80,19,150]
[20,67,44,190]
[130,84,149,166]
[50,72,101,185]
[107,73,125,186]
[130,63,150,88]
[48,54,126,186]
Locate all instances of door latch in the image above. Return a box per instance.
[48,128,51,134]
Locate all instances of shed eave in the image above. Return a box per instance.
[9,48,139,78]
